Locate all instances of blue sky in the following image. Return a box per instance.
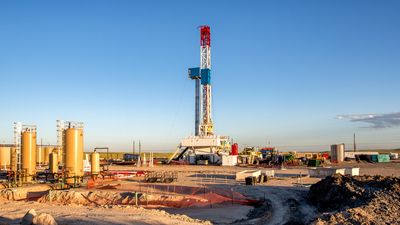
[0,1,399,152]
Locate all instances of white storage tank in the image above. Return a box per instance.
[331,144,345,163]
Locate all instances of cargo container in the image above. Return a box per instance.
[123,153,139,161]
[377,154,390,163]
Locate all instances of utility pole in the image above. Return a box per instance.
[139,140,141,156]
[137,140,141,167]
[353,133,356,152]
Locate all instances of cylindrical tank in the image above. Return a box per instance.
[22,131,37,181]
[55,147,63,164]
[337,143,345,162]
[49,152,58,174]
[330,145,337,163]
[231,143,239,155]
[331,143,345,163]
[36,146,43,165]
[91,152,100,175]
[44,146,53,165]
[10,147,17,172]
[0,147,11,169]
[65,128,84,183]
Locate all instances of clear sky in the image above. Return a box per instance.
[0,1,399,152]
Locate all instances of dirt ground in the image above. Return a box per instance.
[0,201,210,225]
[0,161,399,225]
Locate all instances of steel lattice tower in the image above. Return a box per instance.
[188,26,214,137]
[199,26,213,136]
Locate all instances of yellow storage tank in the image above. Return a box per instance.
[55,147,63,164]
[44,146,53,165]
[91,152,100,175]
[10,147,17,172]
[49,152,58,174]
[65,128,84,183]
[22,131,37,181]
[0,147,11,169]
[36,146,43,165]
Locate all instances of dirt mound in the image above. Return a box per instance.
[0,185,50,201]
[309,174,400,224]
[38,190,143,206]
[37,190,253,208]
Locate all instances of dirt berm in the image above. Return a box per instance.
[308,174,400,225]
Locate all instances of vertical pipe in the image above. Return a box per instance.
[137,140,141,167]
[195,79,201,136]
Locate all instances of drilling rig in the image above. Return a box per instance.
[168,26,230,164]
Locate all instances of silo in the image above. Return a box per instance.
[0,147,11,169]
[91,152,100,175]
[49,152,58,174]
[65,128,84,184]
[21,130,37,181]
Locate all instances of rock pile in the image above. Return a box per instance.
[309,174,400,224]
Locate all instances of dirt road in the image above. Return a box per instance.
[233,185,317,225]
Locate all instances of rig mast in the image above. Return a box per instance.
[169,26,230,163]
[188,25,213,137]
[199,26,213,136]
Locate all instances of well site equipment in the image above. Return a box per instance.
[0,120,94,188]
[171,26,231,164]
[58,120,84,185]
[55,147,63,164]
[49,152,58,174]
[0,146,11,170]
[91,151,100,176]
[10,147,17,172]
[12,123,39,183]
[331,144,345,163]
[36,146,43,166]
[231,143,239,155]
[44,146,53,165]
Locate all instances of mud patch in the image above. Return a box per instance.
[230,200,272,225]
[283,198,306,225]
